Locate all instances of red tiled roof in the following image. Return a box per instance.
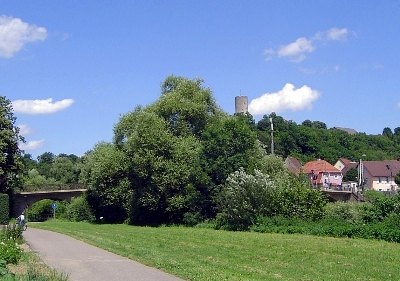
[303,159,341,174]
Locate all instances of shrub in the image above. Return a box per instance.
[361,194,400,223]
[276,185,327,220]
[53,201,69,220]
[0,259,14,279]
[182,212,202,226]
[27,199,53,222]
[324,202,364,224]
[0,193,9,224]
[217,168,327,230]
[0,238,22,264]
[1,224,22,242]
[218,168,277,230]
[65,196,95,222]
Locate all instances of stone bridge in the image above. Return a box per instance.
[12,189,87,217]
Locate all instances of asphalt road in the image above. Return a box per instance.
[23,228,184,281]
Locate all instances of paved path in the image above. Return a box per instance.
[23,228,184,281]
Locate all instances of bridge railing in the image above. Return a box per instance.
[16,183,85,192]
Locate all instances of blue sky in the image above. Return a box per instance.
[1,1,400,158]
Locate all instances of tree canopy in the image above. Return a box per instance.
[256,113,400,163]
[82,76,268,225]
[0,96,23,193]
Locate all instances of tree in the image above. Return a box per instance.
[382,127,393,138]
[394,127,400,137]
[122,110,210,224]
[155,75,223,137]
[202,115,261,186]
[395,172,400,186]
[343,167,358,182]
[0,96,24,193]
[302,120,312,127]
[312,121,327,130]
[37,152,55,179]
[49,156,79,184]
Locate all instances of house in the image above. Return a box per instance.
[362,160,400,191]
[285,156,302,175]
[334,158,358,178]
[303,159,343,189]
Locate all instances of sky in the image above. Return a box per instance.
[1,1,400,159]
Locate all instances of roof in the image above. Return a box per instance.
[285,156,302,175]
[363,160,400,177]
[338,158,351,166]
[303,159,341,174]
[333,127,358,135]
[342,162,358,175]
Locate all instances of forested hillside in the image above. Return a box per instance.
[18,100,400,191]
[256,113,400,164]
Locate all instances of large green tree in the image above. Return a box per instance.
[83,76,266,225]
[80,142,130,222]
[0,96,23,193]
[201,114,261,186]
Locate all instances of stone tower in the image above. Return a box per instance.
[235,96,248,114]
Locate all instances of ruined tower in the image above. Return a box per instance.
[235,96,248,114]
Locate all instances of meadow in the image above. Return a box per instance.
[32,220,400,281]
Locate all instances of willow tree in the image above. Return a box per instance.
[86,76,265,225]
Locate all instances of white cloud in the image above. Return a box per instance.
[277,37,314,62]
[264,48,275,61]
[17,124,31,136]
[324,28,348,41]
[248,83,320,115]
[0,15,47,58]
[397,102,400,109]
[12,98,74,114]
[265,27,350,62]
[19,139,44,151]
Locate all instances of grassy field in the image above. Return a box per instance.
[31,220,400,281]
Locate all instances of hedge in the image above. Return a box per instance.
[0,193,9,224]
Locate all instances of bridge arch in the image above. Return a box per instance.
[12,189,87,217]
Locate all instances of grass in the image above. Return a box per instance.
[6,250,69,281]
[31,220,400,281]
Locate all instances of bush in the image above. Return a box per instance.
[0,193,9,224]
[218,168,277,230]
[217,168,327,230]
[53,201,69,220]
[65,196,95,222]
[324,202,364,224]
[0,224,22,266]
[276,185,327,220]
[361,194,400,223]
[1,224,22,242]
[27,199,53,222]
[0,238,22,264]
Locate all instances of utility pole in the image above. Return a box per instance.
[269,117,274,155]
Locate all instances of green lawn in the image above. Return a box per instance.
[31,220,400,281]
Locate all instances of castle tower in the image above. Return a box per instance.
[235,96,248,114]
